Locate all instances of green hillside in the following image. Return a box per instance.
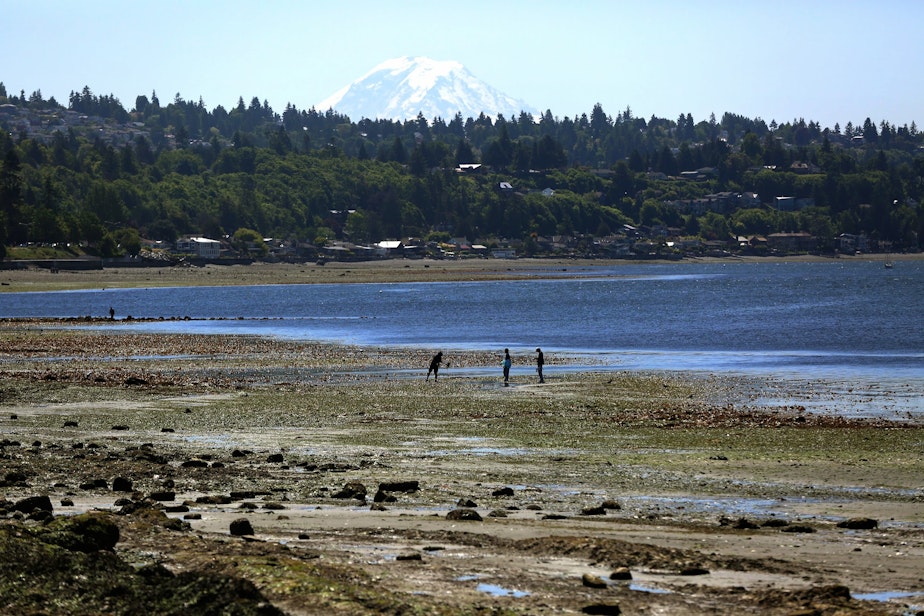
[1,84,921,261]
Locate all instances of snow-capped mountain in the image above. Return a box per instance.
[315,56,536,121]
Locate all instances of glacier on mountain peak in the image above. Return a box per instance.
[315,56,535,122]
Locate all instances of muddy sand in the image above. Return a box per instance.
[0,260,922,615]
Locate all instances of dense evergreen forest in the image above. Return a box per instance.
[1,83,922,261]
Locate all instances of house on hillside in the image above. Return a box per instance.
[767,232,816,252]
[492,248,517,259]
[375,240,403,257]
[775,196,815,211]
[838,233,869,253]
[176,236,221,259]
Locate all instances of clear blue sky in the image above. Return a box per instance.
[3,0,921,130]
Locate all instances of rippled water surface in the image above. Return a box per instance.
[3,260,922,386]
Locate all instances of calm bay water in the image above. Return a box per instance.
[2,260,922,384]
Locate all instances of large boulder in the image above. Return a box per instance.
[837,517,878,530]
[12,495,53,514]
[38,512,120,552]
[446,508,482,521]
[229,518,255,536]
[333,481,367,500]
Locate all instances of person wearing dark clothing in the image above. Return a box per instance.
[427,351,443,381]
[502,348,512,386]
[109,306,115,320]
[535,348,545,383]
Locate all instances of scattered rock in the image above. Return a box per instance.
[333,481,367,500]
[262,502,286,510]
[580,505,607,516]
[63,421,78,427]
[446,508,482,521]
[79,479,109,490]
[581,573,608,588]
[183,513,202,520]
[266,453,284,463]
[370,502,388,511]
[161,427,175,433]
[492,486,515,497]
[395,552,422,561]
[542,513,568,520]
[374,489,397,503]
[761,518,790,528]
[457,498,478,508]
[111,425,129,431]
[609,567,632,580]
[112,477,133,492]
[148,491,175,502]
[123,376,147,386]
[837,517,878,530]
[582,603,621,615]
[781,524,815,533]
[13,495,53,514]
[27,510,54,522]
[181,459,210,468]
[601,500,621,510]
[60,498,74,507]
[733,517,759,530]
[719,515,759,529]
[487,509,508,518]
[3,471,28,485]
[196,495,232,505]
[230,491,256,500]
[680,566,710,576]
[229,517,255,536]
[379,480,419,493]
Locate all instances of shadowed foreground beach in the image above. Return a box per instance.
[0,317,922,615]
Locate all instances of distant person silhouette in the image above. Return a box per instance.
[109,306,115,320]
[502,348,512,386]
[535,348,545,383]
[427,351,443,381]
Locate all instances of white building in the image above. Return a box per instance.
[176,236,221,259]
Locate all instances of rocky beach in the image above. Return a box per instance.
[0,259,922,615]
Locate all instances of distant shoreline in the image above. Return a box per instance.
[1,252,919,293]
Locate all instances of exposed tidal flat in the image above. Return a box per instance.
[1,252,919,293]
[0,259,922,614]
